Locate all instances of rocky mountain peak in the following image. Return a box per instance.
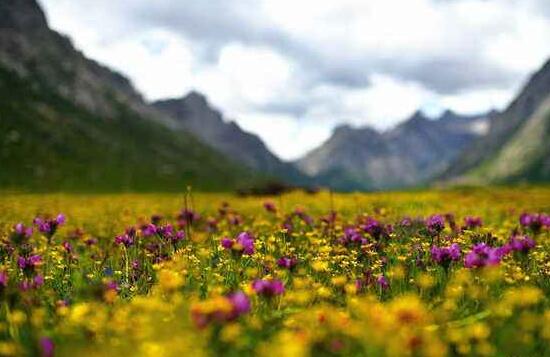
[183,90,209,108]
[0,0,48,31]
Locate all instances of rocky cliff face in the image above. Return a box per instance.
[296,110,491,191]
[153,94,311,185]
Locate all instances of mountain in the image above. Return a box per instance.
[296,110,491,191]
[152,94,310,185]
[0,0,260,191]
[441,58,550,184]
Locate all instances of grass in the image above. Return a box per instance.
[0,187,549,356]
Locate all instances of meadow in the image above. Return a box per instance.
[0,187,549,356]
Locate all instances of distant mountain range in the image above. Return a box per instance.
[439,59,550,185]
[1,0,549,192]
[295,110,494,190]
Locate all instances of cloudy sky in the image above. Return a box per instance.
[39,0,550,160]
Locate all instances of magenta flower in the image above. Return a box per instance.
[39,337,55,357]
[463,216,483,229]
[156,224,185,243]
[425,215,445,235]
[221,237,234,249]
[105,280,119,291]
[33,214,65,238]
[464,243,504,268]
[221,232,255,255]
[431,243,461,266]
[252,279,285,297]
[236,232,254,254]
[18,255,42,270]
[85,237,98,246]
[33,274,44,288]
[506,235,536,254]
[0,271,8,289]
[141,223,157,237]
[228,291,251,317]
[263,201,277,213]
[400,217,413,227]
[13,223,33,239]
[520,213,550,233]
[376,275,390,290]
[339,227,368,246]
[294,208,314,226]
[115,234,134,247]
[361,217,386,240]
[62,241,73,253]
[178,209,201,224]
[277,256,298,270]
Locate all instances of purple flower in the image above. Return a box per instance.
[141,223,157,237]
[431,243,461,266]
[62,241,73,253]
[115,234,134,247]
[263,201,277,213]
[172,230,185,243]
[400,217,413,227]
[520,213,549,233]
[18,255,42,270]
[506,235,536,254]
[13,223,33,240]
[235,232,255,255]
[376,275,390,290]
[221,237,234,249]
[39,337,55,357]
[85,237,98,246]
[426,215,445,235]
[339,227,368,246]
[464,243,504,268]
[228,291,251,317]
[294,208,314,226]
[0,271,8,289]
[252,279,285,297]
[33,214,65,238]
[105,280,119,291]
[17,256,27,269]
[361,217,386,240]
[277,256,298,270]
[463,216,483,229]
[56,214,66,225]
[178,209,201,224]
[33,274,44,287]
[154,224,185,243]
[221,232,255,255]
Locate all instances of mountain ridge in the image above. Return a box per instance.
[295,109,492,191]
[152,93,311,185]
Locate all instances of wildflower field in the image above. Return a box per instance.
[0,187,549,357]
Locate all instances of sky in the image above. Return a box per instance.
[38,0,550,161]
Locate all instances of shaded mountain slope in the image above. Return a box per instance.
[296,110,490,191]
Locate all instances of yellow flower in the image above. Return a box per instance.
[158,269,184,292]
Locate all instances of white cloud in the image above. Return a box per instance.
[38,0,550,159]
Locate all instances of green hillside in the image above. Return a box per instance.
[0,66,260,192]
[461,98,550,185]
